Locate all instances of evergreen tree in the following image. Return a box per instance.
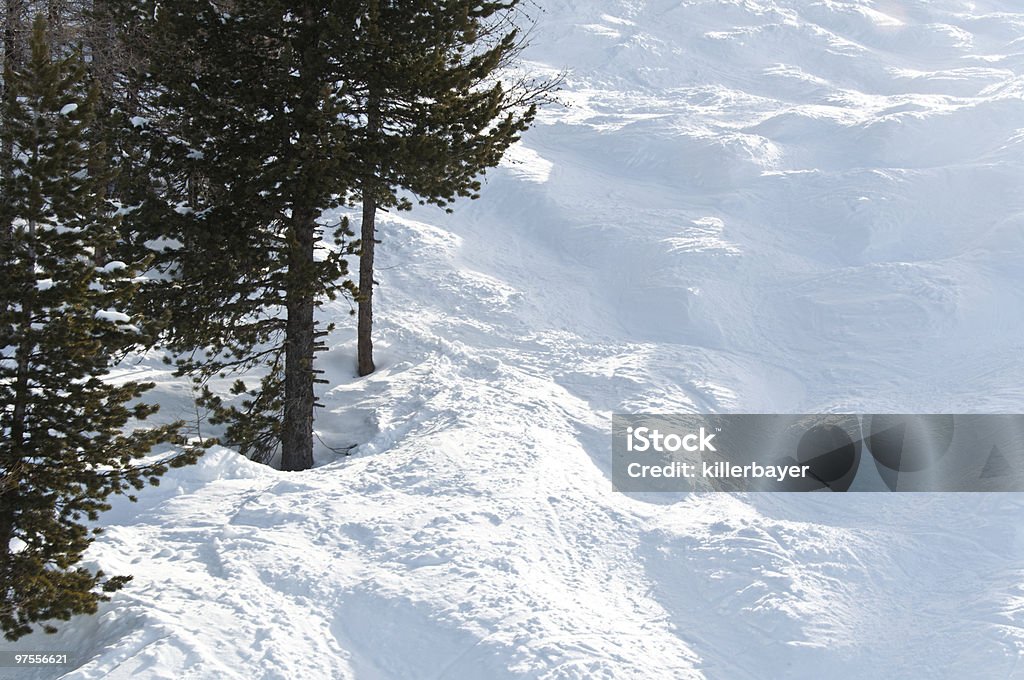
[0,15,196,641]
[349,0,555,376]
[118,1,554,468]
[117,0,357,470]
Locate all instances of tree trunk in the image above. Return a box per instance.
[1,0,27,242]
[278,1,324,471]
[46,0,65,46]
[357,94,380,377]
[10,274,30,457]
[0,509,13,594]
[357,184,377,377]
[10,207,35,455]
[2,0,26,74]
[5,220,33,570]
[281,209,315,471]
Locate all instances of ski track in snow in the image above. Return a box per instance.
[9,1,1024,678]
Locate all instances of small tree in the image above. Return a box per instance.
[0,15,197,641]
[350,0,556,376]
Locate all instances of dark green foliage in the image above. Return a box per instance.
[198,359,285,466]
[115,0,359,469]
[0,15,198,641]
[117,0,553,464]
[351,0,545,211]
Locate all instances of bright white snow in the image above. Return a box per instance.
[8,1,1024,678]
[94,310,132,324]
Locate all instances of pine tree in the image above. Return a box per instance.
[117,1,553,468]
[349,0,555,376]
[0,15,197,641]
[116,0,357,470]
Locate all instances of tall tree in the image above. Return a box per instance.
[350,0,554,376]
[0,15,196,641]
[117,0,357,470]
[119,0,553,468]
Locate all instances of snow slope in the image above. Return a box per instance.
[8,1,1024,678]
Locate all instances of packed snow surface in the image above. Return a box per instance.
[11,1,1024,678]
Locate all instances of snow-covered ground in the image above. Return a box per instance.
[9,1,1024,677]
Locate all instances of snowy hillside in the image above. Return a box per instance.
[9,0,1024,677]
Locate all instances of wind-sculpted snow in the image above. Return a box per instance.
[10,1,1024,678]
